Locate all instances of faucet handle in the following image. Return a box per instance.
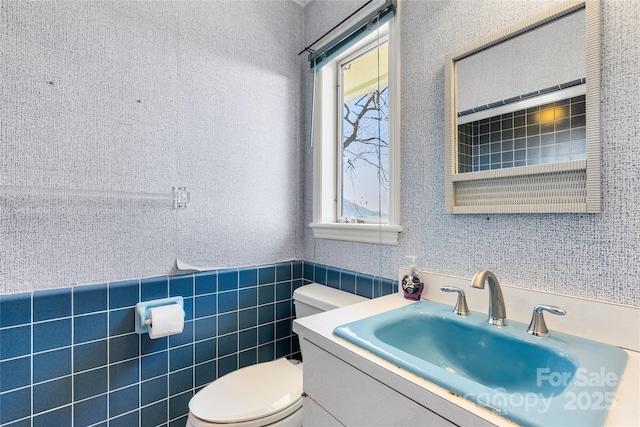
[440,287,470,316]
[527,305,567,337]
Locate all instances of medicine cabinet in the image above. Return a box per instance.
[445,0,600,214]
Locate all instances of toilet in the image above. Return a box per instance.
[186,283,367,427]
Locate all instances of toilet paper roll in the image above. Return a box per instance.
[148,304,185,339]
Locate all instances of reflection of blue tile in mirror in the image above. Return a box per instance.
[458,95,586,172]
[541,145,555,158]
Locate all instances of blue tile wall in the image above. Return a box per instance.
[0,260,393,426]
[302,261,398,299]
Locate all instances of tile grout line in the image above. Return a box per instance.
[165,276,170,427]
[70,289,75,427]
[30,291,34,427]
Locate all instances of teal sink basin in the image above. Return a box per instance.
[376,314,578,397]
[334,300,628,427]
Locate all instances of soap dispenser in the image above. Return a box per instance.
[401,256,424,301]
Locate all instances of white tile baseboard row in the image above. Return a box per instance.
[397,270,640,352]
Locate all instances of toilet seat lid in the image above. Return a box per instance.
[189,358,303,424]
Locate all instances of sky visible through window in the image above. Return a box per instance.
[340,43,389,220]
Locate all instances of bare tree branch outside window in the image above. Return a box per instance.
[341,86,389,219]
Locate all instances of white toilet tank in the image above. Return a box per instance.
[293,283,367,318]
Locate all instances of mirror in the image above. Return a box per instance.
[445,0,600,214]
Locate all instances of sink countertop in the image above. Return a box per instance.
[293,293,640,427]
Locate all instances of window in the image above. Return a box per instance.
[339,40,389,222]
[309,4,401,245]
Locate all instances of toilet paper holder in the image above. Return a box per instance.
[135,297,184,335]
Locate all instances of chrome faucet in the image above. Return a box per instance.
[471,270,508,327]
[440,287,470,316]
[527,305,566,337]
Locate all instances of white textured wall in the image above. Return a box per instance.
[3,0,638,306]
[0,0,304,293]
[303,0,640,307]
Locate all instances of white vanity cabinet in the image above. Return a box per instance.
[302,340,459,426]
[294,293,507,427]
[303,341,510,427]
[293,280,639,427]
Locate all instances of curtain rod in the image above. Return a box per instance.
[298,0,374,56]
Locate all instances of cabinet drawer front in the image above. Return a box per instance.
[303,340,456,427]
[303,396,344,427]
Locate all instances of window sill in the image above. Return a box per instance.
[309,222,402,245]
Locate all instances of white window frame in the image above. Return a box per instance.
[309,8,401,245]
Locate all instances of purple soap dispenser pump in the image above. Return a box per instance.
[402,256,423,301]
